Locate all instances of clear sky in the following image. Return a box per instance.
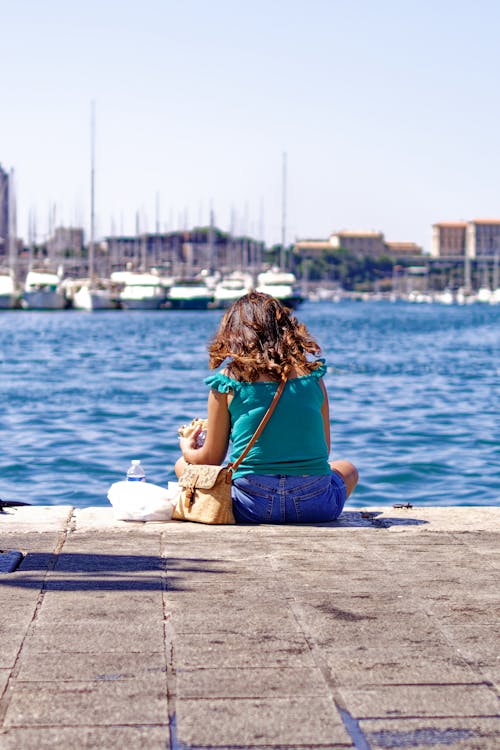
[2,0,500,251]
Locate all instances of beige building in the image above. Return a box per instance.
[466,219,500,257]
[432,219,500,258]
[294,233,422,259]
[431,222,467,257]
[293,239,336,257]
[330,230,386,256]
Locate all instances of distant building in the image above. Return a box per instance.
[47,227,84,257]
[432,219,500,258]
[0,164,9,258]
[330,230,386,256]
[103,229,261,274]
[293,239,336,257]
[466,219,500,257]
[294,234,422,260]
[104,230,229,273]
[431,222,468,257]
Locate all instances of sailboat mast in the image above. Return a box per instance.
[280,151,287,270]
[209,207,215,273]
[8,169,16,277]
[89,101,96,280]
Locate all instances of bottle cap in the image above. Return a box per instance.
[131,459,141,465]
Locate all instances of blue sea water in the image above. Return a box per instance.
[0,302,498,509]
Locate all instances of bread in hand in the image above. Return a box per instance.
[178,418,208,438]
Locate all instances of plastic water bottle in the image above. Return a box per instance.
[126,459,146,482]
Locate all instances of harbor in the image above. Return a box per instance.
[2,156,500,311]
[1,503,499,749]
[1,264,500,311]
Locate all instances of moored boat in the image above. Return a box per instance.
[0,271,18,309]
[71,279,119,311]
[211,271,253,309]
[167,278,213,310]
[256,269,303,309]
[112,271,168,310]
[22,270,66,310]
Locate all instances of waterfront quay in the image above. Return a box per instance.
[1,505,499,749]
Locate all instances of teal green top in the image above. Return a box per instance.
[204,360,331,479]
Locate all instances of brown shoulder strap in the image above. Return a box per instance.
[228,377,287,476]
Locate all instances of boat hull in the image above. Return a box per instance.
[167,296,213,310]
[73,287,117,311]
[22,290,66,310]
[120,297,165,310]
[0,294,17,310]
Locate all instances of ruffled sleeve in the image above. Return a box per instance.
[311,359,327,379]
[204,372,239,394]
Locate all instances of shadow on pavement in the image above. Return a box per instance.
[0,552,227,591]
[316,511,429,528]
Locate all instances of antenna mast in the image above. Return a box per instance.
[89,101,96,279]
[8,169,17,276]
[280,151,287,269]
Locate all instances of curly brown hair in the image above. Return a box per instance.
[208,292,323,382]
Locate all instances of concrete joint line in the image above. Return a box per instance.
[364,533,500,705]
[160,533,177,748]
[0,509,73,726]
[267,553,373,750]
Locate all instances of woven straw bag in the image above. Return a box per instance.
[173,464,234,524]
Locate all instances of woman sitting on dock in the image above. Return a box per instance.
[175,292,358,523]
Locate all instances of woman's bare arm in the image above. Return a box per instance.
[320,380,331,454]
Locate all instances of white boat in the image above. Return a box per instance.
[476,286,492,304]
[167,278,213,310]
[0,272,18,309]
[212,272,253,308]
[256,269,303,308]
[489,288,500,305]
[434,288,454,305]
[71,279,118,311]
[112,271,168,310]
[22,270,66,310]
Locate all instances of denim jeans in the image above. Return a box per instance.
[231,472,346,524]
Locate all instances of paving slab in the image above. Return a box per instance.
[176,666,327,700]
[360,717,500,750]
[0,505,73,533]
[175,696,352,747]
[22,620,165,654]
[173,631,317,670]
[0,726,170,750]
[3,677,167,727]
[324,650,481,687]
[16,650,166,682]
[339,683,499,719]
[1,505,499,750]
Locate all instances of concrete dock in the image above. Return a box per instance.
[0,505,499,749]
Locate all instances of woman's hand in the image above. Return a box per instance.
[179,390,230,466]
[179,427,201,458]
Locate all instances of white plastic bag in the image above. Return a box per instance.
[107,480,180,522]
